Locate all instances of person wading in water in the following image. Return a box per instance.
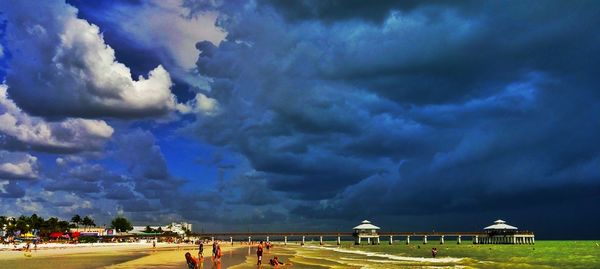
[257,241,264,266]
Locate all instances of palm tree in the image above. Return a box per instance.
[82,216,95,231]
[71,215,81,230]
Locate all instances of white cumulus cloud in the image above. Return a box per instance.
[0,0,190,118]
[0,151,38,179]
[0,84,114,152]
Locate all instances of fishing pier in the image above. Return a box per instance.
[189,219,535,245]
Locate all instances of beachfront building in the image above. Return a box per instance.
[131,222,192,236]
[68,227,116,236]
[353,220,380,245]
[477,219,535,244]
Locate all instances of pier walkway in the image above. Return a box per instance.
[188,231,535,245]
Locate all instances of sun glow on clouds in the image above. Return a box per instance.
[1,0,215,119]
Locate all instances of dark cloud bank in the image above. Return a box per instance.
[184,0,600,238]
[0,0,599,239]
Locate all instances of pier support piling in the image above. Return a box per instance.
[319,236,323,245]
[337,236,341,245]
[440,235,445,244]
[406,236,410,244]
[457,235,461,244]
[389,235,393,245]
[284,236,287,245]
[248,236,251,244]
[230,237,233,245]
[423,235,428,244]
[301,236,305,246]
[266,236,269,242]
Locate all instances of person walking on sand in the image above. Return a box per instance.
[185,252,199,269]
[199,241,204,260]
[257,240,264,266]
[214,242,222,263]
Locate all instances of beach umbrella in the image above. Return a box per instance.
[72,231,80,238]
[50,232,62,238]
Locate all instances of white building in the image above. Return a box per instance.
[478,219,535,244]
[352,220,380,245]
[131,222,192,236]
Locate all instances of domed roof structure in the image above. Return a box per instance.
[353,220,380,230]
[484,219,518,230]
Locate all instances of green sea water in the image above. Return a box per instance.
[256,240,600,268]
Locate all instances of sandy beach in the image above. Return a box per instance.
[3,240,598,268]
[0,242,247,269]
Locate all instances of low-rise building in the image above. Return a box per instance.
[131,222,192,236]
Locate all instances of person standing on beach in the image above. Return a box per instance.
[199,241,204,260]
[257,241,264,266]
[212,241,217,261]
[431,247,438,258]
[214,242,222,263]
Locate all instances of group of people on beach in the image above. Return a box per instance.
[256,240,292,268]
[185,239,292,268]
[185,240,222,269]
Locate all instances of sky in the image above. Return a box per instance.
[0,0,599,239]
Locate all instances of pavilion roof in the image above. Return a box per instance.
[353,220,380,230]
[484,219,518,230]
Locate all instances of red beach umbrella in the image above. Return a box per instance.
[50,232,62,238]
[72,231,80,238]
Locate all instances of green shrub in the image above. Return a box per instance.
[78,236,98,243]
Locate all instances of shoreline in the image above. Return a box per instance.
[1,240,598,268]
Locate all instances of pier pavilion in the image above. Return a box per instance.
[353,220,380,245]
[478,219,535,244]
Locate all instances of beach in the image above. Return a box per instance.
[0,242,247,269]
[2,240,599,268]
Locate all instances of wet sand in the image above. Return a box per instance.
[0,243,247,269]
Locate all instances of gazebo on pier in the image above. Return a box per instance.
[477,219,535,244]
[353,220,380,245]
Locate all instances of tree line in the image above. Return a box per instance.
[1,214,134,236]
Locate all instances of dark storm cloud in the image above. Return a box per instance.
[114,130,169,180]
[44,179,100,194]
[121,198,155,212]
[66,164,126,182]
[259,0,474,23]
[110,129,199,219]
[185,0,600,233]
[103,183,136,200]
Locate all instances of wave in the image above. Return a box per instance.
[304,245,464,263]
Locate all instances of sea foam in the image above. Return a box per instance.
[305,245,464,263]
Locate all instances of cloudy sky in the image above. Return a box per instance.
[0,0,599,239]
